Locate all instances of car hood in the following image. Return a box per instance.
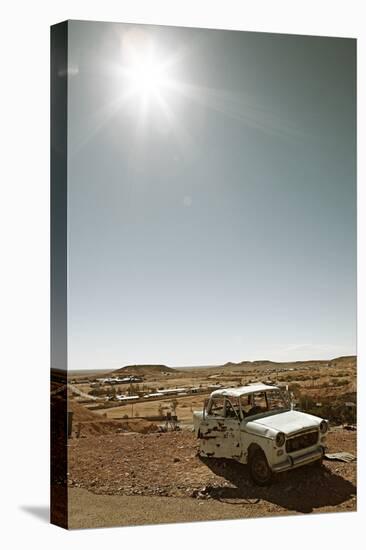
[245,410,321,438]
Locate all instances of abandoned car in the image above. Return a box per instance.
[193,383,328,485]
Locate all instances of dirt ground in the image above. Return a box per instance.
[68,428,356,528]
[69,400,160,436]
[68,489,293,529]
[96,393,210,425]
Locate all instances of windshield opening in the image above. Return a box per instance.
[240,389,289,418]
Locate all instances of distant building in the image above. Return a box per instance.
[116,395,139,401]
[96,375,143,385]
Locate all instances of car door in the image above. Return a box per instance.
[198,396,225,457]
[199,396,241,458]
[222,398,242,459]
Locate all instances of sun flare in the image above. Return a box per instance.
[121,42,172,105]
[126,54,169,98]
[114,31,187,136]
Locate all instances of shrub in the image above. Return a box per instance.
[298,394,315,410]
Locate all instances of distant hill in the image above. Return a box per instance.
[71,355,356,380]
[223,356,356,370]
[110,364,176,376]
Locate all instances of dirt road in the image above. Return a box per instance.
[68,488,294,528]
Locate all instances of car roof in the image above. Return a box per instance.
[210,383,280,398]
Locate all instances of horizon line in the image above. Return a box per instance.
[64,354,357,373]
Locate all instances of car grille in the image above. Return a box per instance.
[286,430,318,453]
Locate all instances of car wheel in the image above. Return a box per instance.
[249,449,273,486]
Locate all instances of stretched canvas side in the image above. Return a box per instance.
[50,20,69,530]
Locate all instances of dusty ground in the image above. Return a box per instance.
[68,489,292,529]
[67,357,357,528]
[68,428,356,528]
[69,400,159,436]
[96,393,211,425]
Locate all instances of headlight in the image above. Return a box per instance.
[320,420,328,434]
[275,432,285,447]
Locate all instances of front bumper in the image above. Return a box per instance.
[272,446,324,473]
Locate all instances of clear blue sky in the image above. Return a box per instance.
[67,21,356,370]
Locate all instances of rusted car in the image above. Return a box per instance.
[193,383,328,485]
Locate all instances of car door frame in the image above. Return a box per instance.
[199,396,242,458]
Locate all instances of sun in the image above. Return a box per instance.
[122,45,171,103]
[116,31,184,133]
[127,55,168,97]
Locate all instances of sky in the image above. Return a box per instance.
[66,21,356,370]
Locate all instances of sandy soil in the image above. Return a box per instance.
[66,357,357,528]
[68,489,296,529]
[68,428,356,528]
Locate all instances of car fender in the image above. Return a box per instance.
[240,430,275,465]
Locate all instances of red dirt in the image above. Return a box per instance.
[68,428,356,515]
[69,400,159,436]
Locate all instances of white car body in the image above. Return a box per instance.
[193,384,328,476]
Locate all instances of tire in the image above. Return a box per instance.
[249,449,273,486]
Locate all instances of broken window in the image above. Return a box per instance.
[208,397,225,417]
[240,392,267,417]
[240,390,289,418]
[240,394,254,416]
[225,398,240,419]
[253,392,268,410]
[265,389,289,411]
